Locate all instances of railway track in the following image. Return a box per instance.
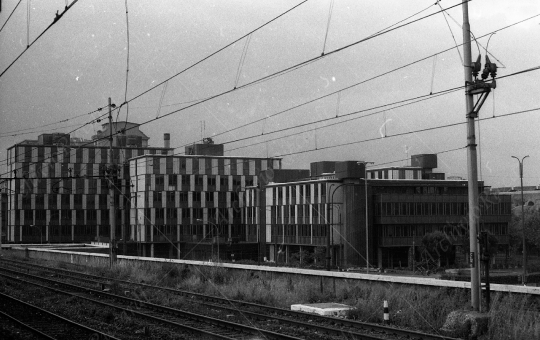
[0,291,120,340]
[0,257,460,340]
[0,264,306,339]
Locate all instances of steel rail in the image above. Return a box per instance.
[0,291,120,340]
[0,267,304,340]
[0,257,459,340]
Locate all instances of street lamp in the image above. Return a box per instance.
[30,225,42,245]
[511,155,529,285]
[197,218,219,263]
[358,161,374,274]
[328,183,354,271]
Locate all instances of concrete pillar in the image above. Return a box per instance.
[150,243,155,257]
[378,248,383,269]
[177,242,181,259]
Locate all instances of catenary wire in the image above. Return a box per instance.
[118,0,454,113]
[29,60,537,180]
[126,62,539,167]
[124,0,309,105]
[0,0,23,34]
[122,0,131,132]
[0,0,81,79]
[2,0,468,152]
[176,11,540,147]
[436,0,463,65]
[2,10,539,179]
[274,107,540,158]
[0,1,311,177]
[0,106,109,138]
[223,87,462,153]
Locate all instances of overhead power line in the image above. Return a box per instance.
[123,63,540,170]
[0,105,109,139]
[0,1,474,154]
[224,87,462,153]
[0,0,80,79]
[0,1,311,178]
[2,7,539,179]
[124,0,310,106]
[273,107,540,158]
[0,0,23,34]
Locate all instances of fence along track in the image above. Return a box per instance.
[0,267,304,340]
[0,257,459,340]
[0,291,120,340]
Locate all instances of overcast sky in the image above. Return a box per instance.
[1,0,539,188]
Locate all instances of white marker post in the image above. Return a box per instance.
[383,300,389,324]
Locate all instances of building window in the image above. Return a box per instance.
[193,192,201,202]
[169,175,177,186]
[182,176,190,186]
[179,192,188,202]
[24,209,33,221]
[208,177,216,187]
[99,195,107,208]
[74,194,82,207]
[154,192,162,203]
[61,210,71,222]
[86,210,97,222]
[195,175,204,187]
[167,192,175,204]
[193,208,203,219]
[218,192,227,202]
[166,208,177,219]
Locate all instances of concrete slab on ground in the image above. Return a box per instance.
[291,302,352,317]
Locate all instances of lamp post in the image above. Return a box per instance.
[358,161,374,274]
[511,155,529,285]
[329,183,353,271]
[30,225,42,245]
[197,218,219,263]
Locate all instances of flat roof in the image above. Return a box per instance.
[128,154,282,161]
[8,142,172,151]
[251,178,475,188]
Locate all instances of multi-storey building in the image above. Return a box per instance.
[245,156,512,268]
[3,122,172,244]
[127,144,282,259]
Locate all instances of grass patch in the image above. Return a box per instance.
[4,248,540,339]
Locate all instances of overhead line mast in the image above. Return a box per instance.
[462,1,497,312]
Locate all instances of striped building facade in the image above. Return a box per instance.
[4,125,172,244]
[128,154,281,259]
[246,160,512,268]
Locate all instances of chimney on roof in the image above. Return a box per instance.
[164,133,170,148]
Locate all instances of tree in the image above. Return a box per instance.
[460,230,499,258]
[510,207,540,255]
[421,231,454,268]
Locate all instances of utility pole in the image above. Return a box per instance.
[108,98,117,267]
[512,155,529,285]
[258,171,268,265]
[462,3,481,312]
[462,2,497,312]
